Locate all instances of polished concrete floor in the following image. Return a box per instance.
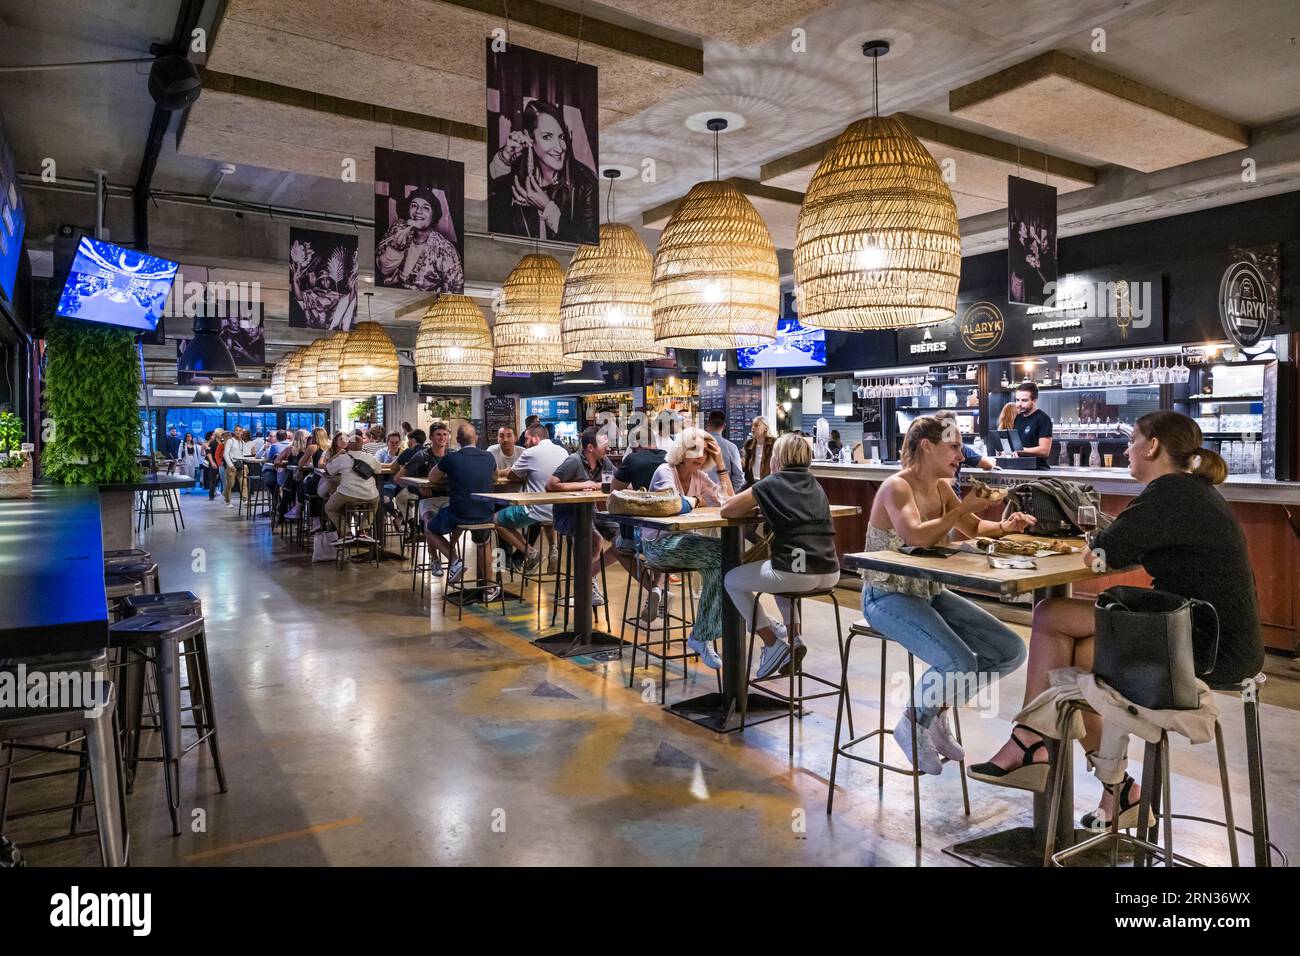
[9,491,1299,866]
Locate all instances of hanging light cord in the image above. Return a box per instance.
[713,125,720,181]
[872,50,879,117]
[605,174,616,223]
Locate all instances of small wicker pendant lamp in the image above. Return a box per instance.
[270,355,290,405]
[282,347,306,404]
[339,293,399,395]
[296,338,325,403]
[651,117,779,349]
[416,295,494,386]
[316,331,349,401]
[560,171,664,361]
[494,253,580,373]
[793,40,961,330]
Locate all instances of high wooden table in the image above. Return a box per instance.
[843,539,1124,866]
[616,504,860,732]
[473,490,614,658]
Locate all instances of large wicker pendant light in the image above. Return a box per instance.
[494,253,580,373]
[297,338,325,403]
[652,119,778,349]
[793,40,961,330]
[270,356,289,405]
[560,173,665,361]
[316,331,349,401]
[416,295,494,386]
[282,347,306,404]
[338,305,399,396]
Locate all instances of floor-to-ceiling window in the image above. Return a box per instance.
[285,410,326,432]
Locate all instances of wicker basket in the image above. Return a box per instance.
[606,488,681,517]
[0,459,33,499]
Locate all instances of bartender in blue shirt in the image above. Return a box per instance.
[1012,381,1054,469]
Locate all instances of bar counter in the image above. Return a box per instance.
[811,461,1300,654]
[0,484,108,658]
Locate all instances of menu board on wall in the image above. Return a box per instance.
[484,395,517,442]
[524,397,578,421]
[699,373,726,425]
[725,373,762,445]
[897,271,1165,362]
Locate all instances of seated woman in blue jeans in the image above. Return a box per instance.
[863,416,1036,774]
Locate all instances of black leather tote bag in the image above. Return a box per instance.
[1093,586,1219,711]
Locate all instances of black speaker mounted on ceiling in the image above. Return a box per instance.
[148,54,202,111]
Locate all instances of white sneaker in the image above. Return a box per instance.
[523,549,542,572]
[779,635,806,676]
[928,711,965,762]
[226,500,234,508]
[591,586,605,607]
[686,634,722,670]
[755,639,791,679]
[483,585,502,602]
[640,587,662,623]
[448,558,464,583]
[771,622,788,643]
[546,553,560,574]
[894,710,944,775]
[659,591,672,620]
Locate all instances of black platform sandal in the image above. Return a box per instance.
[968,724,1051,792]
[1081,774,1156,830]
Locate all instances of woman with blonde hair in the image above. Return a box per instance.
[971,411,1262,828]
[742,416,775,486]
[721,432,841,678]
[641,427,734,669]
[862,416,1036,775]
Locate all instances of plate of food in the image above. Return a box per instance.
[963,537,1081,558]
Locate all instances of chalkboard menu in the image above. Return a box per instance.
[484,395,517,444]
[725,373,763,445]
[699,373,726,424]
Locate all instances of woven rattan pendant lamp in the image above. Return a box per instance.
[560,171,665,361]
[339,293,399,395]
[316,331,349,401]
[296,338,325,403]
[793,40,961,330]
[270,356,289,405]
[416,295,494,386]
[494,253,580,373]
[651,118,778,349]
[282,347,306,404]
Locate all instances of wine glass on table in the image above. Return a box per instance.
[1075,505,1098,549]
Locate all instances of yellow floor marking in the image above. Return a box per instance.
[184,815,364,862]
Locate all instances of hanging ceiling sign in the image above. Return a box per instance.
[1007,175,1058,306]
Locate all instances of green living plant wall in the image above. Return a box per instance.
[42,316,142,484]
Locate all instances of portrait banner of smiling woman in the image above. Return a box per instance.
[374,147,466,294]
[486,40,599,246]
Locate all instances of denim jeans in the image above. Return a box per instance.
[861,585,1026,724]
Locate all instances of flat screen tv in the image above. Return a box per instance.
[0,110,25,307]
[735,317,827,370]
[55,237,178,332]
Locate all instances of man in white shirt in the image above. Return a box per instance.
[249,431,267,458]
[375,432,403,464]
[222,428,253,507]
[324,436,382,541]
[487,426,523,474]
[494,423,567,571]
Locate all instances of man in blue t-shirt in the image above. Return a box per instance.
[425,423,499,597]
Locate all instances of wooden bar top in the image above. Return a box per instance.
[474,490,607,505]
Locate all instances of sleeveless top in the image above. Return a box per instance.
[862,523,945,599]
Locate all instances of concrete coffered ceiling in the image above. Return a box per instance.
[948,50,1250,173]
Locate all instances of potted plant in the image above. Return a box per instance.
[0,411,33,499]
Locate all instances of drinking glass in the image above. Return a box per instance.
[1120,362,1133,386]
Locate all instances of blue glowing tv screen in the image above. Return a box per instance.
[55,237,179,332]
[0,111,25,307]
[735,317,826,370]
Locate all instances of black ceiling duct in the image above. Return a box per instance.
[148,54,202,111]
[177,313,237,376]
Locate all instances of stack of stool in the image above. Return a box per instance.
[109,592,227,836]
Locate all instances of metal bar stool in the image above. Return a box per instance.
[104,556,160,597]
[108,612,228,836]
[740,588,852,757]
[625,557,708,704]
[334,501,379,567]
[826,619,971,848]
[516,522,561,627]
[105,575,144,622]
[548,531,613,634]
[1044,699,1239,867]
[441,523,508,620]
[0,678,129,866]
[239,469,264,520]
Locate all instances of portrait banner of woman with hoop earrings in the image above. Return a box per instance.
[486,41,600,246]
